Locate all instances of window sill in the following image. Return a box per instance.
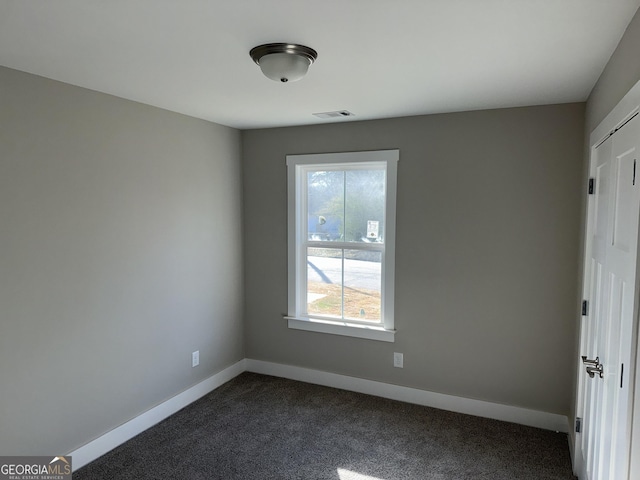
[285,316,395,342]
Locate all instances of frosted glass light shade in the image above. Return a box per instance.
[250,43,318,83]
[259,53,310,83]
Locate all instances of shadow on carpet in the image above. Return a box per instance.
[73,372,576,479]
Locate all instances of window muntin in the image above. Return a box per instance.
[287,150,398,338]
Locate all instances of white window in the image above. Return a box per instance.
[285,150,398,342]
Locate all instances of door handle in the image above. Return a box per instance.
[582,355,600,367]
[582,356,604,378]
[586,364,604,379]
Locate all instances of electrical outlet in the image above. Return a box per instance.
[192,350,200,367]
[393,352,403,368]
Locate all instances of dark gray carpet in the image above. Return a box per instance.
[73,372,576,479]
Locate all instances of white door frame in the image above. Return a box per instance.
[575,79,640,479]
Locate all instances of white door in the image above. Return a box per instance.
[577,114,640,480]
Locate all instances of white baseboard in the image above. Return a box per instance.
[69,357,569,472]
[245,359,569,433]
[67,359,246,471]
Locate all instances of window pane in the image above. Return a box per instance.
[344,169,386,243]
[307,247,343,318]
[306,247,382,324]
[307,171,343,242]
[307,168,386,244]
[343,250,381,322]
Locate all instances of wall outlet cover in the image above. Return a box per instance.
[393,352,403,368]
[192,350,200,367]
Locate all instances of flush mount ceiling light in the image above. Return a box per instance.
[250,43,318,83]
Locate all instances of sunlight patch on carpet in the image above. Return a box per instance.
[337,468,386,480]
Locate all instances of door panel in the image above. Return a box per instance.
[585,141,612,480]
[602,126,639,479]
[613,154,636,252]
[594,158,612,243]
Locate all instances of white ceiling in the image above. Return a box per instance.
[1,0,639,129]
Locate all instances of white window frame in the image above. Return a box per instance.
[285,149,398,342]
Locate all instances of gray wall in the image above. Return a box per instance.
[242,104,585,416]
[587,6,640,132]
[0,67,244,455]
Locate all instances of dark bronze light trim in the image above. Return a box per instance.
[250,43,318,66]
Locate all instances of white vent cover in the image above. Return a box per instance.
[313,110,354,119]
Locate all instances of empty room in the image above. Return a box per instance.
[2,1,640,479]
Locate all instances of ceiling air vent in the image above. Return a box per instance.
[313,110,354,119]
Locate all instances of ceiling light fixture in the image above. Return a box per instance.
[250,43,318,83]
